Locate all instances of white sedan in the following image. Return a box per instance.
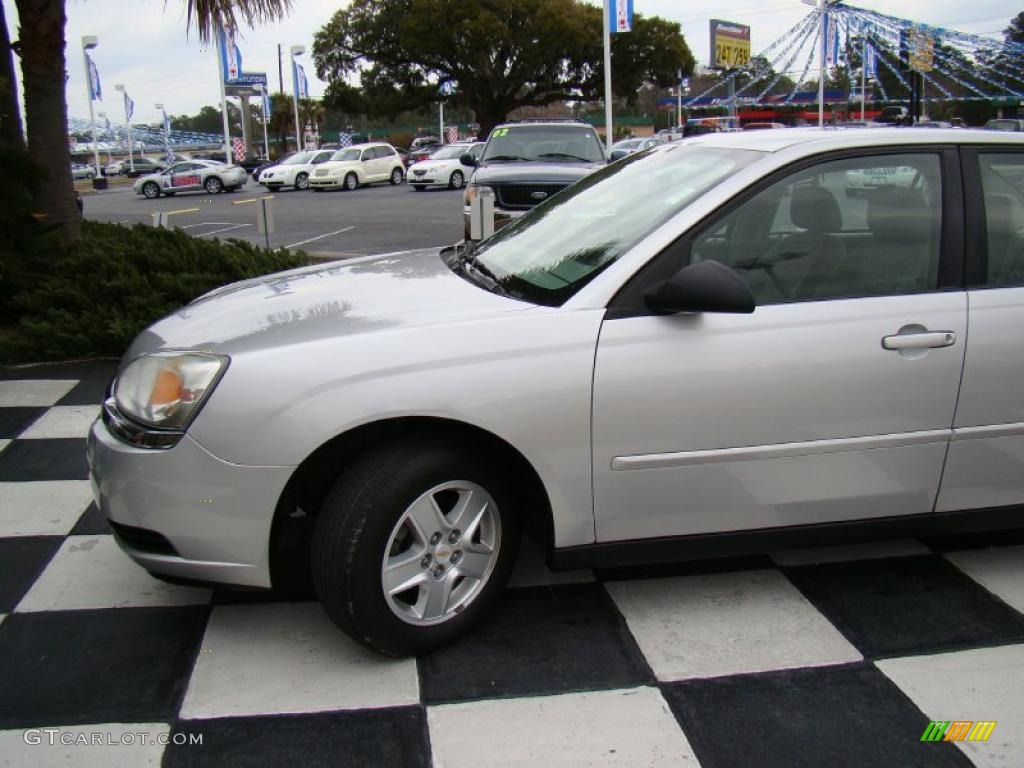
[407,142,484,190]
[133,159,248,198]
[309,143,406,190]
[256,149,334,191]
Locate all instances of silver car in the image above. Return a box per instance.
[133,159,247,198]
[89,128,1024,655]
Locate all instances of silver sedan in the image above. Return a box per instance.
[91,128,1024,656]
[133,159,248,198]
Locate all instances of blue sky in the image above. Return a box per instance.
[3,0,1019,126]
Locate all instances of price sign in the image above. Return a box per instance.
[710,20,751,70]
[171,174,201,188]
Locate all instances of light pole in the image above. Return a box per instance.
[115,84,134,172]
[257,84,271,159]
[290,45,305,151]
[82,35,100,175]
[97,111,107,168]
[155,102,171,162]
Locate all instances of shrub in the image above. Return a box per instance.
[1,221,307,363]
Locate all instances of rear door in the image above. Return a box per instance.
[167,162,204,192]
[937,147,1024,511]
[592,147,967,542]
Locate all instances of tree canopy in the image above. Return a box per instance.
[312,0,694,136]
[1005,12,1024,45]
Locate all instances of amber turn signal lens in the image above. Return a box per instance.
[148,368,183,407]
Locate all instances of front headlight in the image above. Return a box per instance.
[464,184,492,207]
[114,352,228,430]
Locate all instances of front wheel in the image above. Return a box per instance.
[312,438,522,656]
[141,182,160,199]
[448,170,464,190]
[344,172,359,191]
[295,172,309,190]
[390,167,404,185]
[204,176,223,194]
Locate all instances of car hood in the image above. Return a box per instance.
[261,164,300,175]
[315,160,362,172]
[124,249,532,360]
[409,158,457,172]
[471,161,604,185]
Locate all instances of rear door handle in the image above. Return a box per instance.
[882,331,956,351]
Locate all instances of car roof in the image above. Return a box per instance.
[679,126,1024,153]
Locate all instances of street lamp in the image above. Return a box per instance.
[155,102,172,162]
[115,84,134,172]
[290,45,305,151]
[82,35,100,176]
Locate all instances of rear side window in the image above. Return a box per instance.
[978,153,1024,286]
[690,153,943,304]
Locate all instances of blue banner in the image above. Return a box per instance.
[124,92,134,121]
[292,61,309,99]
[87,54,101,100]
[219,26,244,84]
[610,0,633,34]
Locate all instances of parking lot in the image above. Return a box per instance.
[82,180,466,258]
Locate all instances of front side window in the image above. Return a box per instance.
[979,153,1024,286]
[472,145,761,305]
[282,152,312,165]
[690,153,943,304]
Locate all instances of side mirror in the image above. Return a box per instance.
[460,153,478,168]
[644,260,755,315]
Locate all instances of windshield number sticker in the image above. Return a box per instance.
[172,174,201,187]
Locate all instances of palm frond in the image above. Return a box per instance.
[181,0,294,42]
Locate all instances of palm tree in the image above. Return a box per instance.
[268,92,294,155]
[10,0,292,243]
[298,98,325,146]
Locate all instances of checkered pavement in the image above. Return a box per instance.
[1,361,1023,767]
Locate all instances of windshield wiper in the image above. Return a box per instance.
[537,153,594,162]
[485,154,530,162]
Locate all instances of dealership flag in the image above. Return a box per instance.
[609,0,633,33]
[86,54,102,100]
[124,92,134,121]
[338,132,352,147]
[220,26,243,83]
[865,44,878,78]
[293,61,310,99]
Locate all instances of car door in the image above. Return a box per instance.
[370,146,390,180]
[936,147,1024,512]
[167,162,203,192]
[592,147,967,542]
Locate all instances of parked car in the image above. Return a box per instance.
[608,136,664,161]
[90,127,1024,657]
[405,143,441,167]
[742,122,787,130]
[123,157,167,178]
[251,153,294,181]
[70,163,95,180]
[461,119,607,238]
[257,149,334,190]
[410,135,440,149]
[105,159,127,176]
[308,143,405,190]
[407,142,484,190]
[985,119,1024,132]
[875,105,911,125]
[133,159,247,198]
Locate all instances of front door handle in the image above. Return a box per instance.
[882,330,956,351]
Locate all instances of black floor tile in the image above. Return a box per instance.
[58,371,115,406]
[923,527,1024,553]
[0,606,209,728]
[0,407,45,439]
[0,536,61,612]
[596,554,775,582]
[163,708,430,768]
[70,501,112,535]
[0,438,89,481]
[0,359,118,382]
[417,583,651,704]
[661,663,975,768]
[784,554,1024,658]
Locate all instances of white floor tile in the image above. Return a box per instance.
[428,687,697,768]
[771,539,931,567]
[507,537,594,588]
[0,380,77,407]
[946,545,1024,614]
[18,405,100,439]
[0,723,167,767]
[180,603,419,718]
[0,439,9,454]
[0,614,5,627]
[0,481,93,536]
[15,535,210,612]
[606,569,861,681]
[878,644,1024,768]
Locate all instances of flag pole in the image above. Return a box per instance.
[259,86,271,159]
[215,26,232,164]
[818,0,826,128]
[861,37,867,121]
[602,0,613,151]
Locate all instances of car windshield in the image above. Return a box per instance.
[331,148,362,161]
[612,139,642,150]
[282,152,312,165]
[470,145,762,305]
[429,145,469,160]
[482,125,605,163]
[987,120,1021,131]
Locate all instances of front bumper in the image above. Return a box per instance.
[87,418,294,588]
[309,176,345,188]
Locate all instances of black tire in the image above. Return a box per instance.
[412,185,427,192]
[141,182,160,199]
[390,167,404,185]
[204,176,223,194]
[313,187,324,193]
[164,191,175,197]
[295,172,309,190]
[344,172,359,191]
[311,436,522,656]
[448,170,464,190]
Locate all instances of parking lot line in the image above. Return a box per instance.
[196,224,251,237]
[179,222,239,229]
[284,226,354,249]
